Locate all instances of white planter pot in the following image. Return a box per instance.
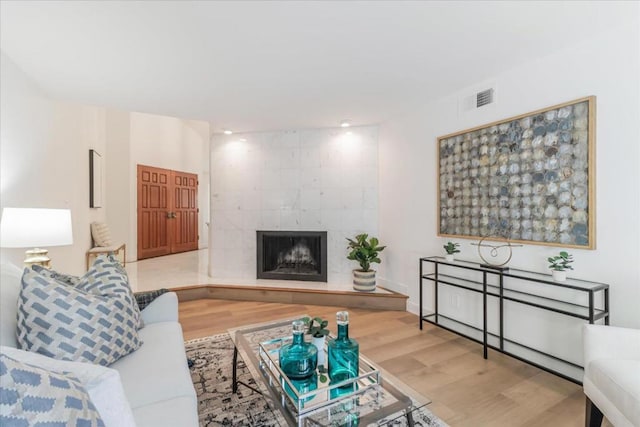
[312,336,326,367]
[353,269,376,292]
[445,254,455,262]
[551,270,567,282]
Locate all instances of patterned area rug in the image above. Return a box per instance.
[185,333,447,426]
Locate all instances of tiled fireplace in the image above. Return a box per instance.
[257,230,327,282]
[210,126,378,283]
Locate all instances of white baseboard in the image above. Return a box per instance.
[376,277,408,297]
[407,301,419,315]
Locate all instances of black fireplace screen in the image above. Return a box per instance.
[257,231,327,282]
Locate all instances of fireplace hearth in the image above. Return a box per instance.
[257,231,327,282]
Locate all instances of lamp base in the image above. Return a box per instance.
[24,248,51,269]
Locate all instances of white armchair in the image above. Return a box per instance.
[583,324,640,427]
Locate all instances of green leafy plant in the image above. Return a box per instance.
[301,317,330,382]
[302,316,330,338]
[346,233,386,272]
[318,365,328,383]
[548,251,574,271]
[444,242,461,255]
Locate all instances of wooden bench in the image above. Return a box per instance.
[86,243,126,270]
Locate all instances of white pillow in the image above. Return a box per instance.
[1,346,137,427]
[91,222,113,247]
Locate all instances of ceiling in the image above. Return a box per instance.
[0,1,635,133]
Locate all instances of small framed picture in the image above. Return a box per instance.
[89,149,103,208]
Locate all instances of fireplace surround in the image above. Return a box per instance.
[257,231,327,282]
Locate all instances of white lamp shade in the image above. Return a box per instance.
[0,208,73,248]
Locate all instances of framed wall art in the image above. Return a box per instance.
[89,149,103,208]
[437,96,595,249]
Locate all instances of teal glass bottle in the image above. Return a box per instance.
[285,372,318,405]
[279,320,318,380]
[328,311,359,387]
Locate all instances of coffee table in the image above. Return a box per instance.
[229,316,431,426]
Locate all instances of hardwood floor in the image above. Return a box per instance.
[179,298,601,427]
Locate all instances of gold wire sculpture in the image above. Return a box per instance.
[471,235,523,268]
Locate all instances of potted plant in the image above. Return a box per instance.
[302,316,330,367]
[548,251,574,281]
[346,233,386,292]
[443,242,460,262]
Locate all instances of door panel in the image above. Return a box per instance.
[137,165,198,260]
[137,165,171,259]
[171,170,199,253]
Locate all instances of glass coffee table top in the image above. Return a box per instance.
[229,317,431,427]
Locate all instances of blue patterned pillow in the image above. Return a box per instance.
[77,255,143,329]
[17,268,142,366]
[0,353,104,427]
[31,265,80,287]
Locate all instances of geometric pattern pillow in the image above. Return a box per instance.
[0,353,105,427]
[134,288,169,311]
[77,255,144,330]
[1,346,137,427]
[31,264,80,287]
[17,268,142,366]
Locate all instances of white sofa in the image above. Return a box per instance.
[0,263,199,427]
[583,324,640,427]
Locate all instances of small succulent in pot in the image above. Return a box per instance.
[548,251,574,281]
[302,316,330,368]
[302,317,330,338]
[443,242,460,261]
[444,242,461,255]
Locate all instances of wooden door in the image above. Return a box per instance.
[137,165,172,259]
[171,170,199,253]
[137,165,198,260]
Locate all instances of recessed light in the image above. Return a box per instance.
[340,120,351,128]
[223,130,233,135]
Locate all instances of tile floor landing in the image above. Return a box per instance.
[126,249,395,296]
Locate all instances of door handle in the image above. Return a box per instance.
[167,212,177,219]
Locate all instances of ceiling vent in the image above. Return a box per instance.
[476,88,494,108]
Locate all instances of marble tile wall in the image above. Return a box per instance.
[209,126,378,283]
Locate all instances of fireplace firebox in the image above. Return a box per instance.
[257,231,327,282]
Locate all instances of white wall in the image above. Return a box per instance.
[105,109,131,259]
[0,53,107,275]
[209,126,378,283]
[378,23,640,370]
[1,53,210,271]
[129,112,210,257]
[105,112,211,261]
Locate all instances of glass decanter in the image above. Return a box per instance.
[328,311,359,387]
[279,319,318,380]
[285,372,318,405]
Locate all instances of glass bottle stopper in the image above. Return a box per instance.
[336,311,349,325]
[292,319,305,334]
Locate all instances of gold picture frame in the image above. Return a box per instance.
[437,96,596,249]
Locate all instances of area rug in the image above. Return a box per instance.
[185,333,447,426]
